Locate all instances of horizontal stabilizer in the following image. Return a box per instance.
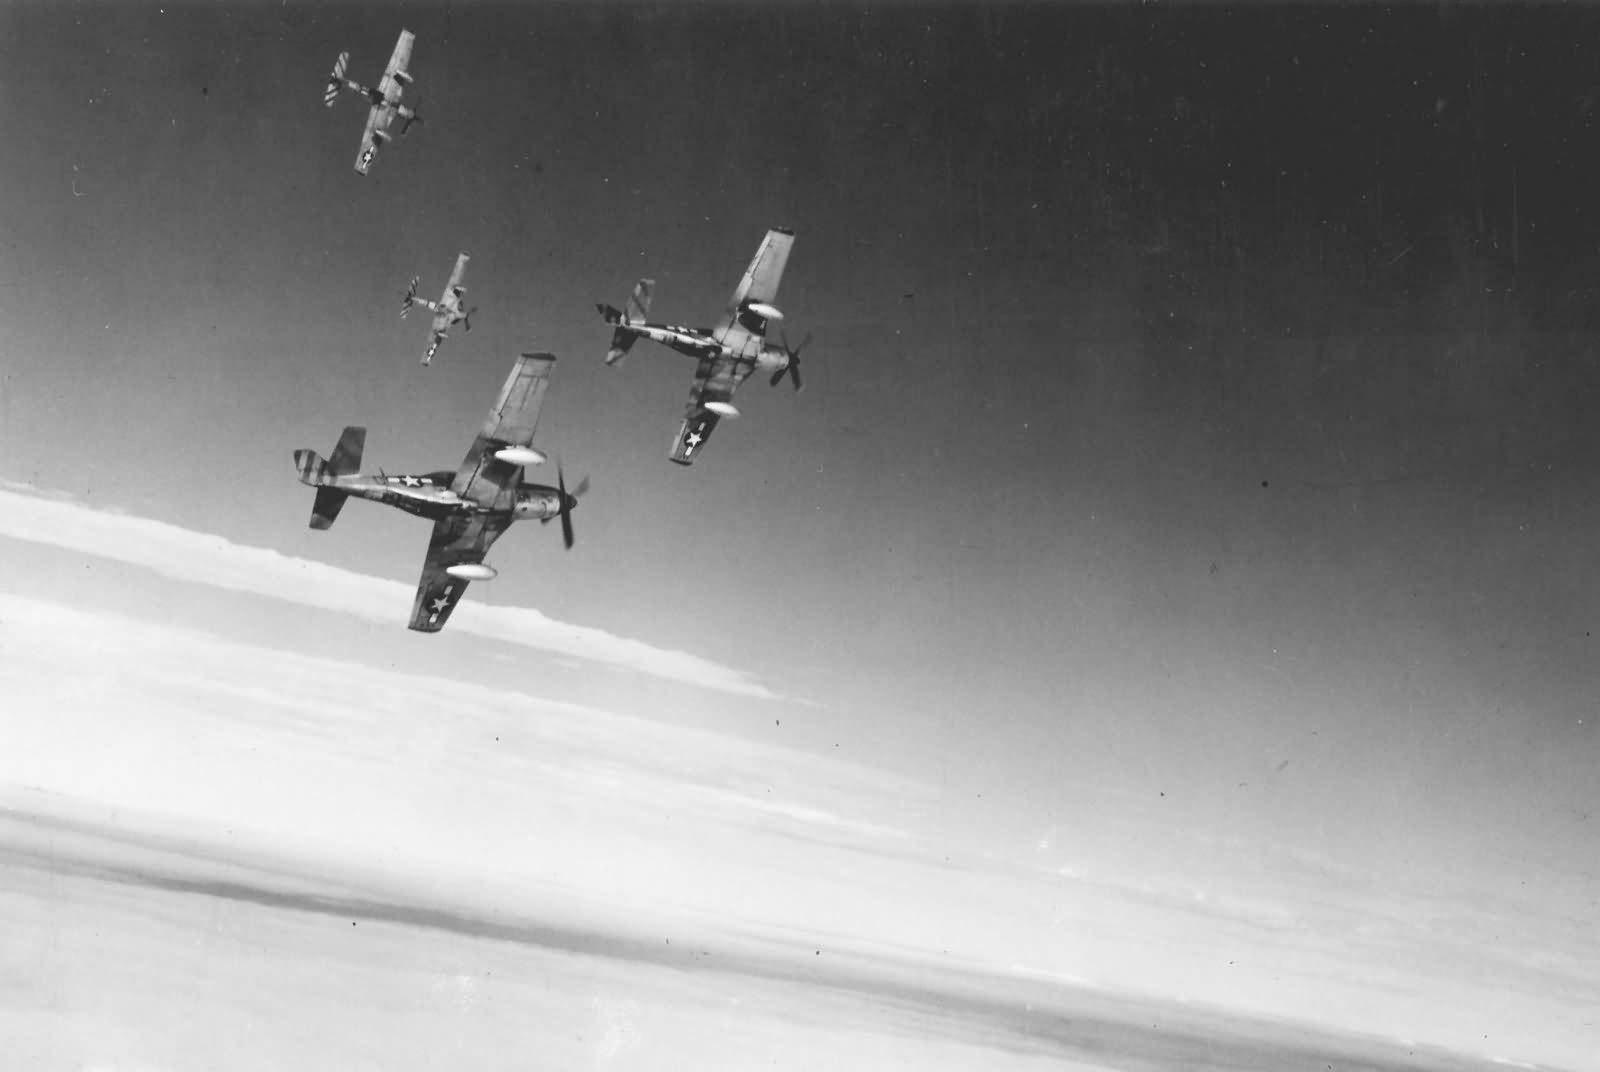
[309,487,348,530]
[328,425,365,477]
[604,327,638,367]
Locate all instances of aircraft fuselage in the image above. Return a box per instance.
[619,321,791,377]
[431,298,465,335]
[324,472,571,523]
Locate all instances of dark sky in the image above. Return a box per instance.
[2,4,1598,1064]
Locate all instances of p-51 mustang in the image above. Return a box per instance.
[402,252,474,366]
[323,29,421,176]
[598,227,809,465]
[293,352,587,633]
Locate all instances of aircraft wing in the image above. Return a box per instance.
[668,353,750,465]
[449,353,556,507]
[443,252,470,298]
[712,228,795,351]
[408,512,512,632]
[377,29,415,101]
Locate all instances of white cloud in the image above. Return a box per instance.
[0,593,921,922]
[0,481,775,698]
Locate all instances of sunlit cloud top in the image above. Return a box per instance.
[0,481,777,698]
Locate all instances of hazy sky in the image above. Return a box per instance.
[2,4,1598,1069]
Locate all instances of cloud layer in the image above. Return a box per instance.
[0,592,923,934]
[0,482,776,698]
[1,591,1591,1069]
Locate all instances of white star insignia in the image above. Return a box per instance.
[686,431,703,447]
[401,475,422,487]
[430,595,451,613]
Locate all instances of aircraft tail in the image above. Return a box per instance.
[294,426,364,487]
[599,278,653,366]
[294,426,364,530]
[293,451,349,529]
[323,52,349,107]
[596,279,653,325]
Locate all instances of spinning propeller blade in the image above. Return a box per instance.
[770,331,811,391]
[400,89,424,136]
[542,464,590,550]
[557,467,574,550]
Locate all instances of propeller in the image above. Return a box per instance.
[400,91,424,136]
[401,276,419,317]
[463,306,479,332]
[769,331,811,391]
[541,464,591,550]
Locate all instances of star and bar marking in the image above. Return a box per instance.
[428,584,456,624]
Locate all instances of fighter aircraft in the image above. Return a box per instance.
[597,228,809,465]
[402,252,474,366]
[323,29,421,176]
[293,352,587,632]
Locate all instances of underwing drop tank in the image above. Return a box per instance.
[494,446,547,466]
[704,400,740,419]
[747,301,783,321]
[445,563,497,581]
